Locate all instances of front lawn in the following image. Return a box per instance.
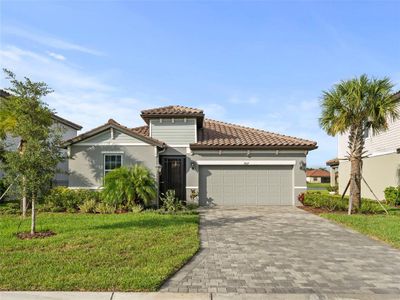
[321,212,400,249]
[0,212,199,291]
[307,182,330,189]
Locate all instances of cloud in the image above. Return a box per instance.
[3,26,103,56]
[0,45,152,131]
[47,51,66,61]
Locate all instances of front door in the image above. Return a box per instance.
[160,156,186,201]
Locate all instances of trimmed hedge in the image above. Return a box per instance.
[384,186,400,206]
[301,192,389,214]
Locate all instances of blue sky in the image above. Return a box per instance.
[1,1,399,167]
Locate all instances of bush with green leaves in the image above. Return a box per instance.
[95,202,115,214]
[303,192,389,214]
[161,189,183,212]
[0,200,20,215]
[79,199,98,213]
[384,186,400,206]
[43,187,101,212]
[102,165,157,208]
[326,185,338,193]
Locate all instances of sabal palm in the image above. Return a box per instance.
[103,164,157,207]
[320,74,399,210]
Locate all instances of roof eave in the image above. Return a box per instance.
[190,144,318,151]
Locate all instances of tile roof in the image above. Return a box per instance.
[131,118,317,150]
[326,158,339,166]
[306,169,330,177]
[141,105,204,116]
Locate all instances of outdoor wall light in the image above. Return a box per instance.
[156,164,162,173]
[191,161,197,170]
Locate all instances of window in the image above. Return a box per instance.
[104,154,122,177]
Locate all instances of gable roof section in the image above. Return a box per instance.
[140,105,205,127]
[131,118,317,150]
[306,169,330,177]
[63,119,164,147]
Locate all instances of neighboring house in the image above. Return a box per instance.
[337,92,400,200]
[326,158,339,187]
[64,105,317,206]
[0,89,82,186]
[306,169,330,184]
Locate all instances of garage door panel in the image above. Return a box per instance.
[199,165,293,206]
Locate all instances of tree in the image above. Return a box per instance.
[1,70,63,234]
[319,74,399,212]
[102,165,157,208]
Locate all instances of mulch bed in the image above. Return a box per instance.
[298,206,346,215]
[17,230,56,240]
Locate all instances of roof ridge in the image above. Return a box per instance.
[141,104,203,113]
[204,118,316,145]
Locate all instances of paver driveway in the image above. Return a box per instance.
[161,206,400,294]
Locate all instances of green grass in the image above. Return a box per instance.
[307,182,330,189]
[0,212,200,291]
[321,211,400,249]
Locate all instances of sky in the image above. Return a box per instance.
[0,1,399,167]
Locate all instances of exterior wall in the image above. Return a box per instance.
[69,144,157,188]
[306,176,322,183]
[190,150,308,205]
[329,166,338,187]
[75,129,146,145]
[0,121,78,186]
[338,115,400,159]
[150,118,196,145]
[338,152,400,200]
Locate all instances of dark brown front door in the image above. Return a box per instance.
[160,156,186,201]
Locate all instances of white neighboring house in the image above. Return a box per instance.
[0,89,82,186]
[337,92,400,200]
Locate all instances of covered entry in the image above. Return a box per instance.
[198,162,294,206]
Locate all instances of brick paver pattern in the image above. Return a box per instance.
[160,206,400,294]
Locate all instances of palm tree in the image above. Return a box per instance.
[102,164,157,207]
[320,75,399,212]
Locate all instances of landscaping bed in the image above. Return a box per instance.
[0,212,200,291]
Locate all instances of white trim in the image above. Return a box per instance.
[368,150,396,158]
[68,186,103,190]
[149,120,153,137]
[292,166,295,205]
[294,186,307,189]
[110,127,114,139]
[103,153,123,179]
[194,121,197,142]
[196,160,296,166]
[101,150,124,154]
[186,186,199,189]
[76,143,148,146]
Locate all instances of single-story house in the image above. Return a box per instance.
[326,158,339,187]
[64,105,317,206]
[306,169,330,184]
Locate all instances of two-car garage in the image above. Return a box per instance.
[198,161,295,206]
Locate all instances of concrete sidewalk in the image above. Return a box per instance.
[1,292,400,300]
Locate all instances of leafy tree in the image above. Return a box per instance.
[102,165,157,208]
[1,69,63,234]
[320,75,399,212]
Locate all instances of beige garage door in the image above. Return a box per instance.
[199,165,293,206]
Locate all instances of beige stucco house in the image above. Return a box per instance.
[64,105,317,206]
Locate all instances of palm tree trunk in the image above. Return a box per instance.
[31,193,36,235]
[348,124,365,212]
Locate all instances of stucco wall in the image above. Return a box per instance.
[150,118,196,145]
[338,153,400,200]
[69,145,157,188]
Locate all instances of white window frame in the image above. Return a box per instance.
[103,153,123,178]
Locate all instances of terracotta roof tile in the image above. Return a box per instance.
[306,169,330,177]
[141,105,204,116]
[131,118,317,150]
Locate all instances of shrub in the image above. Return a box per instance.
[303,192,388,214]
[43,187,101,212]
[384,186,400,206]
[79,199,98,213]
[327,185,338,193]
[297,193,305,204]
[102,165,157,208]
[0,178,7,200]
[0,201,20,215]
[95,202,115,214]
[161,190,183,212]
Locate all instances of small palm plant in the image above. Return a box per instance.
[319,75,399,212]
[102,164,157,208]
